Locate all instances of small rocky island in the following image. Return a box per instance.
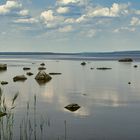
[13,75,27,82]
[35,71,52,84]
[0,64,7,71]
[65,103,81,112]
[118,58,133,62]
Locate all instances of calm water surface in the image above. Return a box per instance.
[0,58,140,140]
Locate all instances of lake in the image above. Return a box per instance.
[0,56,140,140]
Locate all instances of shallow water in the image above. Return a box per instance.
[0,59,140,140]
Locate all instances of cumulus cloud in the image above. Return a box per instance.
[1,0,139,39]
[130,17,140,26]
[0,0,30,18]
[87,3,130,18]
[63,2,130,25]
[56,7,70,14]
[58,25,73,32]
[0,1,22,15]
[40,10,64,28]
[40,10,55,23]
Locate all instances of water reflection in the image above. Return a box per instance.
[0,60,140,139]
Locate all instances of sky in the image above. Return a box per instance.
[0,0,140,52]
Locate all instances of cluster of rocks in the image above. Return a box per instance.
[0,62,63,85]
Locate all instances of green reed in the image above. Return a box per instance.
[0,87,19,140]
[0,88,68,140]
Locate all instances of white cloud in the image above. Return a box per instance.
[4,1,21,10]
[40,10,64,28]
[0,1,22,15]
[130,17,140,26]
[64,18,75,23]
[57,0,79,5]
[87,3,130,18]
[40,10,55,23]
[114,27,135,33]
[110,3,129,16]
[19,9,29,16]
[57,7,70,14]
[59,25,73,32]
[14,18,38,24]
[56,0,86,6]
[64,15,86,24]
[76,15,86,23]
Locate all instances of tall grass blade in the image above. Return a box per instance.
[12,92,19,106]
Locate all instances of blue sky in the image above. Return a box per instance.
[0,0,140,52]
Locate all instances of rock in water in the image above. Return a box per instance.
[49,72,62,75]
[1,81,8,85]
[38,67,46,70]
[128,82,131,84]
[40,63,45,66]
[0,64,7,71]
[35,71,52,84]
[65,104,81,112]
[13,75,27,82]
[96,67,112,70]
[23,67,30,70]
[26,72,33,76]
[81,62,86,66]
[134,65,138,68]
[118,58,133,62]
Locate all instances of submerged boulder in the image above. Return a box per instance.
[49,72,62,75]
[23,67,30,70]
[134,65,138,68]
[35,71,52,84]
[13,75,27,82]
[0,64,7,71]
[40,63,45,66]
[26,72,33,76]
[128,82,131,84]
[118,58,133,62]
[38,67,46,70]
[96,67,112,70]
[81,62,86,66]
[1,81,8,85]
[65,104,81,112]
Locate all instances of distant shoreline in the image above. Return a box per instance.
[0,50,140,55]
[0,51,140,61]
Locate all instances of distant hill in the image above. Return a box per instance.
[0,51,140,56]
[0,51,140,60]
